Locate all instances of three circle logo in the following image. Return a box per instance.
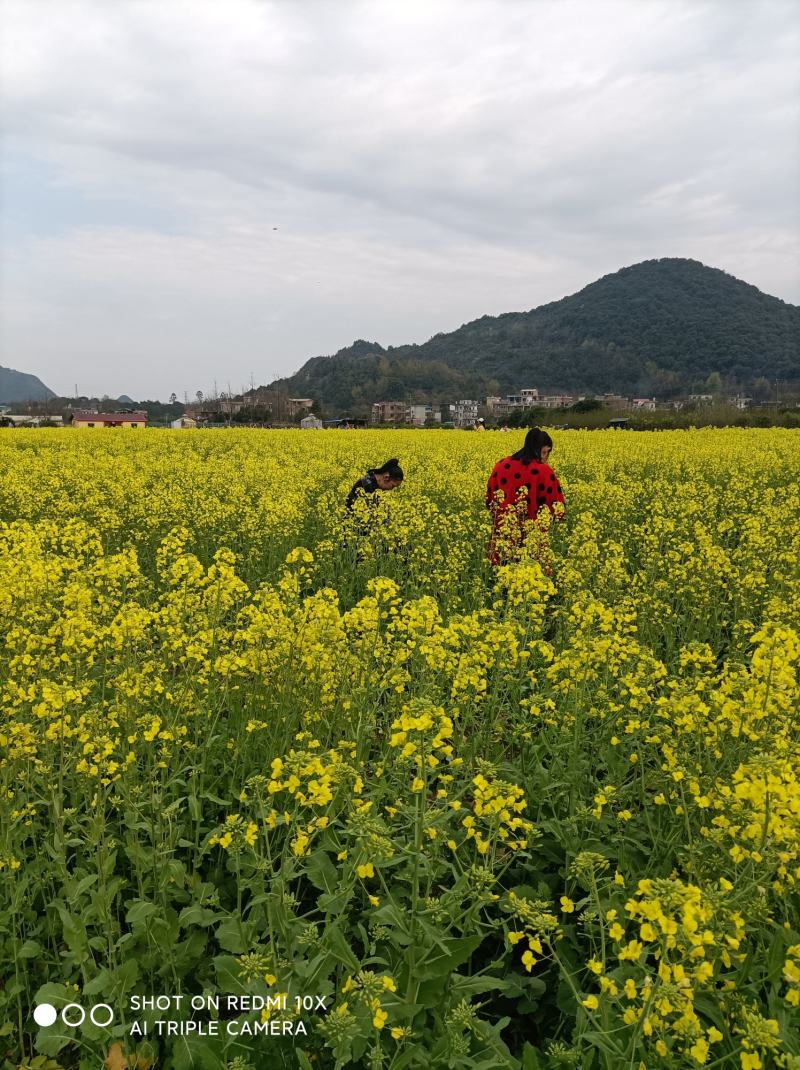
[34,1003,114,1028]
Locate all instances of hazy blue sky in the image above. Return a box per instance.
[1,0,798,400]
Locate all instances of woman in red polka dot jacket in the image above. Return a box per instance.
[485,427,566,569]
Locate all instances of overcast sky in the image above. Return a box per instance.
[1,0,798,401]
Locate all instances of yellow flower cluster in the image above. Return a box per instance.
[784,945,800,1008]
[388,697,454,763]
[340,970,398,1030]
[505,890,561,972]
[466,763,534,855]
[268,741,359,808]
[573,873,763,1065]
[208,813,259,852]
[263,738,360,856]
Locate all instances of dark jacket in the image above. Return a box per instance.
[345,470,380,512]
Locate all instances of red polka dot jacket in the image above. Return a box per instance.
[485,455,566,564]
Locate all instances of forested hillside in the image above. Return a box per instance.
[275,259,799,412]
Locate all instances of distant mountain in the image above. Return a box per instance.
[274,259,800,412]
[272,338,501,413]
[117,394,135,405]
[0,365,55,404]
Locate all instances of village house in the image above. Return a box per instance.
[1,413,63,426]
[70,409,148,429]
[485,389,539,418]
[371,401,410,424]
[287,398,315,418]
[441,400,479,428]
[408,403,440,426]
[217,396,248,417]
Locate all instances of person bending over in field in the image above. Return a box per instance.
[345,457,404,513]
[345,457,404,553]
[485,428,565,571]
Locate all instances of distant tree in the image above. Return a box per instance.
[705,372,723,396]
[752,377,771,402]
[570,398,602,413]
[507,407,548,428]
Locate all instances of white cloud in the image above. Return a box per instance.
[0,0,798,398]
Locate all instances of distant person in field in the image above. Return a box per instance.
[485,428,565,570]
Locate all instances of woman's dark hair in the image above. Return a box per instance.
[375,457,404,481]
[512,428,553,464]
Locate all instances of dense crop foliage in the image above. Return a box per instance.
[0,428,798,1070]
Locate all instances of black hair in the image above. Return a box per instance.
[512,428,553,464]
[374,457,404,481]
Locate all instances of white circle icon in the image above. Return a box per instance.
[90,1004,114,1027]
[33,1004,57,1027]
[61,1004,86,1028]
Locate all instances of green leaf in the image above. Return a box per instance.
[450,974,511,997]
[469,1016,517,1069]
[522,1041,544,1070]
[213,954,246,994]
[54,906,89,959]
[416,934,484,980]
[766,928,788,983]
[179,903,222,928]
[215,917,247,954]
[317,889,352,914]
[83,969,113,996]
[306,849,339,895]
[125,900,159,927]
[382,1045,424,1070]
[33,982,70,1006]
[18,939,43,959]
[170,1034,226,1070]
[415,976,448,1007]
[73,873,99,897]
[33,1024,72,1058]
[321,922,361,972]
[172,930,210,971]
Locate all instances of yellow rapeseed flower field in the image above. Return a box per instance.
[0,427,798,1070]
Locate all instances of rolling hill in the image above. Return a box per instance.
[273,259,800,413]
[0,365,55,404]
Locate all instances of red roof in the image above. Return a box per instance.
[72,410,147,424]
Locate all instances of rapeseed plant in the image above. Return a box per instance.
[0,427,798,1068]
